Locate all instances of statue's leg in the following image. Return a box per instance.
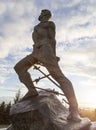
[14,55,38,98]
[44,62,81,121]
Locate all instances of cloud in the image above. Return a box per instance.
[0,0,37,59]
[0,76,5,84]
[54,0,96,42]
[0,2,6,15]
[0,0,96,59]
[57,37,96,78]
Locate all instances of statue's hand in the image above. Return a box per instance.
[56,56,60,62]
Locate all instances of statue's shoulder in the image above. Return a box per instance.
[34,24,38,29]
[48,21,55,29]
[33,21,55,30]
[48,21,55,26]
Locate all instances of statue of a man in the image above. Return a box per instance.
[14,9,81,122]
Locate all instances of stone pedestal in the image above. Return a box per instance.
[7,91,92,130]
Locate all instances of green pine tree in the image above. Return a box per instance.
[13,89,21,104]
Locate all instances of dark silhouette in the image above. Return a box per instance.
[0,101,11,124]
[14,9,81,121]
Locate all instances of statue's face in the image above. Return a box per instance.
[38,10,51,21]
[38,11,46,21]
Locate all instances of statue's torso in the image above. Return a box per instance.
[32,21,57,63]
[32,21,55,46]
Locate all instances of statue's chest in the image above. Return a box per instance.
[35,25,48,36]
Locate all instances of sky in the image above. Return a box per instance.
[0,0,96,108]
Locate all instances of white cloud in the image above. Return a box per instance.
[55,0,96,42]
[0,2,6,15]
[80,78,96,88]
[57,16,96,43]
[0,76,5,84]
[0,0,95,59]
[0,0,37,59]
[48,0,82,9]
[57,37,96,78]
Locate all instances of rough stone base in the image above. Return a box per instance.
[7,91,95,130]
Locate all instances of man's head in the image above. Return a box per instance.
[38,9,52,21]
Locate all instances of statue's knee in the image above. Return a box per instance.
[63,77,72,86]
[14,64,18,73]
[14,63,22,75]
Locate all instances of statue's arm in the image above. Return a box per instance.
[48,21,56,55]
[32,26,38,44]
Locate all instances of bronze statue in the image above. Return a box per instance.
[14,9,81,122]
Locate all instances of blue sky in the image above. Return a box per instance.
[0,0,96,108]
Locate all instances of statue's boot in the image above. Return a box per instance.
[20,73,38,100]
[66,94,81,122]
[14,60,39,101]
[15,70,39,101]
[22,87,38,101]
[67,107,81,122]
